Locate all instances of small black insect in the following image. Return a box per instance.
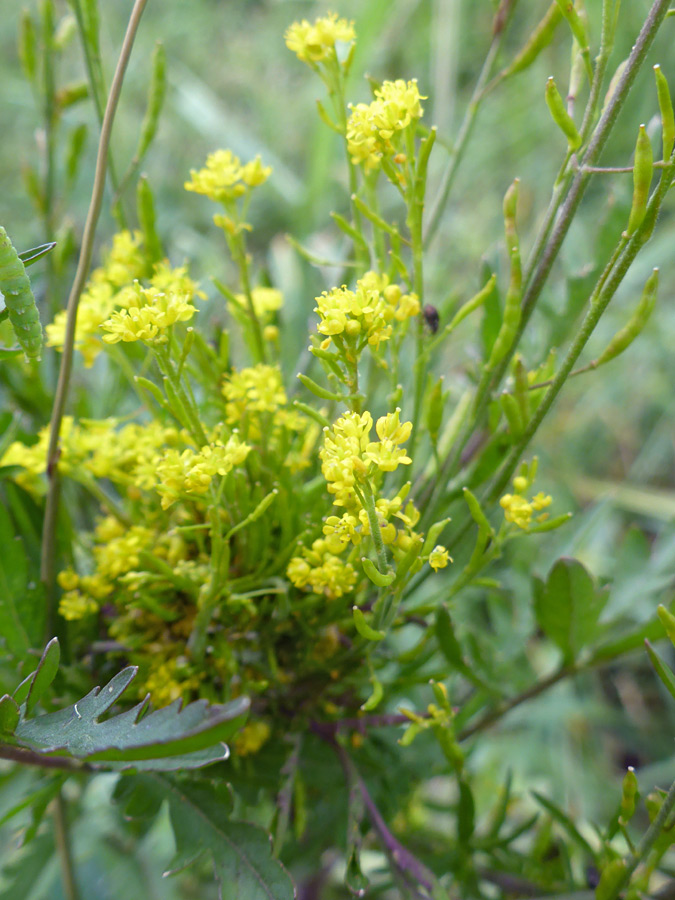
[423,304,439,334]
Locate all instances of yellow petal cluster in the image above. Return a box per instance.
[319,409,412,507]
[347,79,425,172]
[184,149,271,204]
[315,271,419,350]
[500,470,552,531]
[287,537,358,599]
[429,545,451,571]
[223,364,287,423]
[154,436,251,509]
[284,13,355,64]
[101,285,196,344]
[234,721,272,756]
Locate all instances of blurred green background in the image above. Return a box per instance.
[1,1,674,896]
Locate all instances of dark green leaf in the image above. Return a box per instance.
[126,776,297,900]
[17,241,56,267]
[11,651,250,768]
[0,504,31,660]
[534,558,607,662]
[457,778,475,844]
[24,637,60,716]
[0,694,20,735]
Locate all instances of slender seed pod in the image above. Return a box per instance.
[361,557,395,587]
[654,65,675,162]
[422,518,450,556]
[352,607,386,641]
[361,675,383,711]
[545,76,582,149]
[595,859,628,900]
[602,59,628,116]
[462,488,493,537]
[555,1,589,53]
[65,123,88,187]
[136,41,166,162]
[657,604,675,645]
[625,125,653,237]
[0,226,42,361]
[500,3,562,80]
[446,273,497,333]
[513,354,531,424]
[487,181,521,369]
[18,10,38,85]
[619,767,639,825]
[426,376,445,445]
[500,390,524,437]
[137,175,163,263]
[297,373,347,402]
[594,268,658,367]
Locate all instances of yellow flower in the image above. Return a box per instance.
[232,287,283,321]
[234,721,271,756]
[223,364,287,424]
[154,437,251,509]
[102,230,147,287]
[101,286,196,344]
[499,469,553,531]
[429,546,451,571]
[347,79,425,172]
[315,272,417,350]
[185,149,271,204]
[288,537,358,599]
[59,591,99,621]
[285,13,355,64]
[144,657,202,707]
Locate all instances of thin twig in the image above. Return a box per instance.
[0,744,88,771]
[53,790,81,900]
[40,0,150,637]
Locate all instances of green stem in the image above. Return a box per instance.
[354,479,388,577]
[232,230,266,363]
[54,790,81,900]
[40,0,150,638]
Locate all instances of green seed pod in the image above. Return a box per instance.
[426,376,446,445]
[657,604,675,646]
[422,517,450,556]
[352,607,386,641]
[0,226,42,361]
[619,767,639,825]
[487,183,522,369]
[500,390,524,437]
[136,175,163,264]
[137,41,167,162]
[361,557,395,587]
[399,721,423,746]
[56,81,89,111]
[54,14,77,51]
[654,65,675,162]
[462,488,493,537]
[18,10,38,85]
[65,123,88,187]
[500,3,562,80]
[545,76,582,149]
[625,125,653,237]
[595,859,628,900]
[602,59,628,116]
[555,0,589,52]
[594,268,658,366]
[361,675,383,711]
[297,373,347,402]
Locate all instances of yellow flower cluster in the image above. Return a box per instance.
[347,79,425,172]
[223,364,287,420]
[287,537,358,599]
[323,488,419,548]
[500,473,552,530]
[0,416,181,493]
[45,231,204,367]
[284,13,355,64]
[234,720,272,756]
[45,230,147,366]
[144,656,202,707]
[315,271,419,350]
[101,284,197,345]
[154,436,251,509]
[233,287,283,320]
[319,409,412,507]
[184,150,271,204]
